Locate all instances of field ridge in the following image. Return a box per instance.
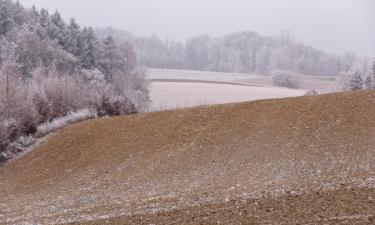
[1,91,375,224]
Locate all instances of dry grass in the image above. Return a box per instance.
[1,91,375,224]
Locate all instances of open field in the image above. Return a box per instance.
[149,81,305,111]
[1,91,375,224]
[148,69,339,111]
[148,68,340,91]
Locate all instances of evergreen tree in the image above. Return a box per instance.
[65,18,81,56]
[15,26,42,77]
[80,27,98,69]
[99,36,123,81]
[119,41,137,73]
[349,72,363,91]
[49,10,66,45]
[0,0,15,35]
[367,61,375,89]
[31,5,39,18]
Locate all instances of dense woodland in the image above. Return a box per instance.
[96,27,372,77]
[0,0,149,161]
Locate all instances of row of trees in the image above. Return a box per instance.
[0,1,149,162]
[95,28,370,77]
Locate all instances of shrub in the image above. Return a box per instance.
[96,95,137,117]
[271,69,301,89]
[304,89,319,96]
[36,108,98,137]
[0,135,36,165]
[0,66,149,163]
[339,71,364,91]
[0,119,19,150]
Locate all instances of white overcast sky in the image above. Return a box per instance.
[19,0,375,57]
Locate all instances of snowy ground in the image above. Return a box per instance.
[149,81,305,111]
[148,68,339,89]
[147,68,339,111]
[147,68,257,83]
[147,68,309,111]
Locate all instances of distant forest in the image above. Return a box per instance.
[96,27,371,77]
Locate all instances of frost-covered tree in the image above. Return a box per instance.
[99,36,123,81]
[348,72,363,91]
[64,18,81,56]
[365,75,373,90]
[0,61,19,119]
[80,27,98,69]
[15,27,43,77]
[365,61,375,89]
[96,29,351,76]
[341,52,356,73]
[119,41,137,73]
[0,2,14,36]
[184,35,210,70]
[0,1,150,160]
[271,69,301,89]
[95,28,356,77]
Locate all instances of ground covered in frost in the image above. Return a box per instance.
[149,81,305,111]
[147,68,339,91]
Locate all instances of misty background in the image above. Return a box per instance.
[19,0,375,57]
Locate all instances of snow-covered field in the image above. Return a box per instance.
[147,68,338,111]
[147,68,259,83]
[149,81,305,111]
[148,68,339,89]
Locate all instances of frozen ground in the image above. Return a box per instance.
[148,68,340,90]
[147,68,339,111]
[149,81,305,111]
[147,68,257,83]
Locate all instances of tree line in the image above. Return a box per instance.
[95,28,371,77]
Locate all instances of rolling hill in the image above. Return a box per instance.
[1,91,375,224]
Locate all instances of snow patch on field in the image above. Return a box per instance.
[149,81,305,111]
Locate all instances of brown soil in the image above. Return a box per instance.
[1,91,375,224]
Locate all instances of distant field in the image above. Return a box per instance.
[149,81,305,111]
[147,68,256,82]
[147,69,337,111]
[147,68,340,91]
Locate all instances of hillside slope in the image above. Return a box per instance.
[1,91,375,224]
